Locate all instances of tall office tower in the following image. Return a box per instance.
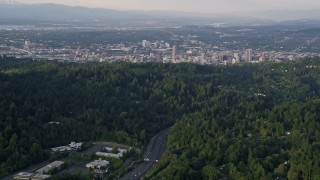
[142,40,149,48]
[232,58,236,64]
[153,41,159,48]
[260,52,267,62]
[246,49,253,62]
[211,53,218,64]
[234,53,241,63]
[201,53,205,63]
[172,45,176,62]
[218,54,224,62]
[24,41,30,50]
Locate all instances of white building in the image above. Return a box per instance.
[14,172,34,180]
[14,172,51,180]
[103,147,127,154]
[96,147,127,159]
[96,152,122,158]
[69,142,83,150]
[31,173,51,180]
[232,58,237,64]
[142,40,150,48]
[51,146,71,153]
[51,142,83,153]
[86,160,110,169]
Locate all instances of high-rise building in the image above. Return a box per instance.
[246,49,253,62]
[234,53,241,63]
[260,52,267,62]
[211,53,219,64]
[24,41,30,50]
[172,45,176,62]
[232,58,236,64]
[200,53,205,63]
[218,54,224,62]
[141,40,150,48]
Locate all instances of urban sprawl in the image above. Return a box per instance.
[1,31,319,64]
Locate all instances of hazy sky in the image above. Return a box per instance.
[19,0,320,13]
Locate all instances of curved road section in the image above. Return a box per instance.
[120,128,169,180]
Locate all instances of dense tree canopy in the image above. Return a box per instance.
[0,56,319,179]
[147,58,320,179]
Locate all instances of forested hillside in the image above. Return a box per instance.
[0,56,319,179]
[147,59,320,179]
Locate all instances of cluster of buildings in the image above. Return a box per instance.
[12,141,131,179]
[14,161,65,180]
[13,142,83,179]
[85,146,128,178]
[13,145,129,179]
[1,37,319,65]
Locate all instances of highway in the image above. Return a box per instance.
[120,128,169,180]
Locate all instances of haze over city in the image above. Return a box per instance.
[8,0,320,13]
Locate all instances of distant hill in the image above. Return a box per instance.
[0,3,147,25]
[256,9,320,21]
[0,0,20,4]
[0,3,274,26]
[0,3,320,27]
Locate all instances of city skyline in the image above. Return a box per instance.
[13,0,320,14]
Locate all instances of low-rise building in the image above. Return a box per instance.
[31,174,51,180]
[14,172,34,180]
[92,169,104,179]
[103,147,127,154]
[48,121,62,125]
[13,172,51,180]
[51,146,71,153]
[96,152,121,158]
[86,160,110,169]
[96,147,128,159]
[36,161,65,174]
[69,142,83,150]
[51,142,83,153]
